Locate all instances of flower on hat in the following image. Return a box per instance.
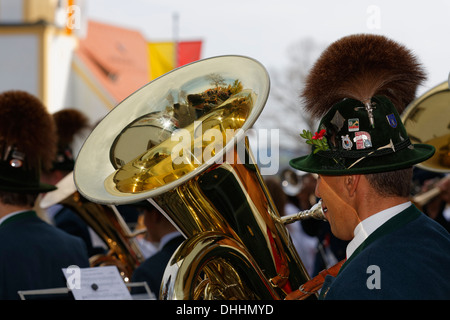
[300,129,329,154]
[312,129,326,140]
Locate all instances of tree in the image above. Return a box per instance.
[257,38,326,154]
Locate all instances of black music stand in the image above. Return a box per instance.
[18,282,154,300]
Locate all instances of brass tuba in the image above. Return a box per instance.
[74,56,322,299]
[402,79,450,207]
[402,80,450,173]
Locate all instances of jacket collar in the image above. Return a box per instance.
[339,205,421,274]
[0,210,36,227]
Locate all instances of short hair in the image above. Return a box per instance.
[0,190,38,207]
[365,167,413,198]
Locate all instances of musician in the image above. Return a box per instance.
[288,34,450,299]
[0,91,89,299]
[40,109,106,257]
[130,201,184,298]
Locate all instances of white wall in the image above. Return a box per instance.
[46,33,77,113]
[0,34,40,96]
[0,0,23,22]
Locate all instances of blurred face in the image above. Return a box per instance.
[315,175,360,241]
[141,208,160,242]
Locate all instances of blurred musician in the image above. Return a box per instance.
[0,91,89,299]
[40,109,106,256]
[130,201,184,298]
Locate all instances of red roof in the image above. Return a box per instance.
[76,20,149,103]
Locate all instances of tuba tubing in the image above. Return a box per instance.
[411,175,450,208]
[155,138,312,299]
[412,186,442,207]
[40,172,144,281]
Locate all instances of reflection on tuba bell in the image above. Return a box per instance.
[74,56,320,299]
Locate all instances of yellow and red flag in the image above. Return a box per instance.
[148,40,202,80]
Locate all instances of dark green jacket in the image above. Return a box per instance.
[320,205,450,299]
[0,211,89,299]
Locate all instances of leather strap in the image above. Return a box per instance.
[285,259,345,300]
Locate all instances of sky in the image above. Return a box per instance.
[86,0,450,88]
[86,0,450,156]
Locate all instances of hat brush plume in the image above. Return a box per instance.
[301,34,426,121]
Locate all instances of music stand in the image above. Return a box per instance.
[18,282,155,300]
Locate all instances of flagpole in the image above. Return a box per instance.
[173,12,179,68]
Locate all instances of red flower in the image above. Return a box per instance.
[312,129,326,140]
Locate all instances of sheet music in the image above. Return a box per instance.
[62,266,132,300]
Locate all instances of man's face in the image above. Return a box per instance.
[315,174,360,241]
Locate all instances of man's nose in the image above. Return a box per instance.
[314,181,321,199]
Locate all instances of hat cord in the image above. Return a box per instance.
[346,138,407,169]
[316,137,411,160]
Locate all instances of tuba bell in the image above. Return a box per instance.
[402,79,450,207]
[402,80,450,173]
[74,55,320,299]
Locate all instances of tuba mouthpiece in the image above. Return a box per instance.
[280,201,326,225]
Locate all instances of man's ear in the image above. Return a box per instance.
[344,174,361,197]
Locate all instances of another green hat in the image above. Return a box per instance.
[289,34,435,175]
[289,95,435,175]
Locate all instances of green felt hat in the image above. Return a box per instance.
[290,95,435,175]
[0,158,56,193]
[290,34,435,175]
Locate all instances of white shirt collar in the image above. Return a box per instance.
[346,201,411,259]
